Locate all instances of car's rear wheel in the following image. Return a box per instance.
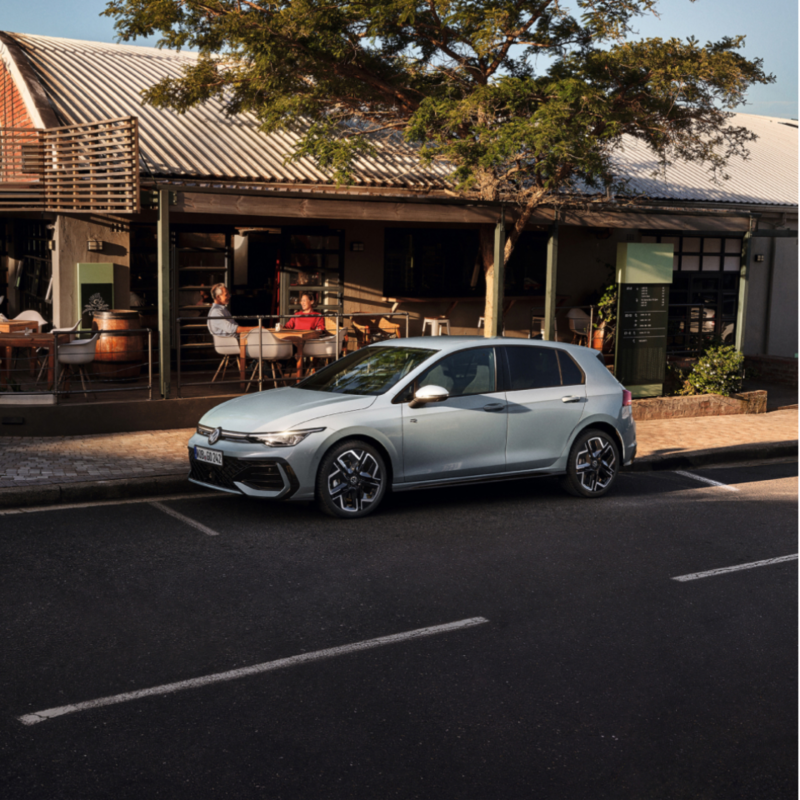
[316,440,387,518]
[560,429,619,498]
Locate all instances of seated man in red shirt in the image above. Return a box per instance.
[283,291,326,333]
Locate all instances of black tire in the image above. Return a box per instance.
[560,428,620,498]
[316,440,388,518]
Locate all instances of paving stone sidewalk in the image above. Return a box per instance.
[0,409,796,501]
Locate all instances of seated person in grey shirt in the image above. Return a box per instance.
[207,283,256,337]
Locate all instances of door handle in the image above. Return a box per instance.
[483,402,506,412]
[561,396,581,403]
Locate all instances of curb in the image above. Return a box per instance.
[0,473,195,510]
[624,441,798,473]
[0,440,796,511]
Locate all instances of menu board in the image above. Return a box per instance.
[615,284,670,396]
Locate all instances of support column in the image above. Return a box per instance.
[544,220,558,341]
[157,189,171,398]
[734,231,751,353]
[485,212,505,338]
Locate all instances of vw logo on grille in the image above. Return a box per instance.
[208,427,222,445]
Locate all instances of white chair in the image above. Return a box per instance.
[57,334,99,398]
[13,309,48,332]
[477,316,506,336]
[37,320,81,382]
[566,308,591,345]
[211,334,242,383]
[244,329,293,390]
[422,317,451,336]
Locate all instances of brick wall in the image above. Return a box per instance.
[744,355,798,387]
[0,59,33,129]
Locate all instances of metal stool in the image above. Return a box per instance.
[422,317,451,336]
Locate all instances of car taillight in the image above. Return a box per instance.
[622,389,632,407]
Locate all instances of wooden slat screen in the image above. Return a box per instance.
[0,117,140,213]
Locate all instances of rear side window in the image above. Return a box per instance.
[504,346,561,390]
[503,345,585,390]
[557,350,585,386]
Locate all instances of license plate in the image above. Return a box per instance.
[195,445,222,466]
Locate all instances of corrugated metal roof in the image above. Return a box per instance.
[3,32,797,206]
[611,114,798,207]
[4,32,451,189]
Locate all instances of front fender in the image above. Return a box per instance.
[293,420,403,493]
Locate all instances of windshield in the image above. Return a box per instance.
[297,347,435,395]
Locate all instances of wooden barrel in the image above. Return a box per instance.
[91,310,145,381]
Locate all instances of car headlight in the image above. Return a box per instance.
[249,428,325,447]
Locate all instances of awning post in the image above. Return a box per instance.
[157,188,171,398]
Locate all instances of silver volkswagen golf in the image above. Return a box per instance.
[188,337,636,518]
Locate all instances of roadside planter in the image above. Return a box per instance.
[632,390,767,421]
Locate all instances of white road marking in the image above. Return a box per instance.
[673,470,738,491]
[18,617,489,726]
[0,492,230,516]
[672,554,798,582]
[149,501,221,537]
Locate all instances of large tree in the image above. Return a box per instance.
[105,0,772,326]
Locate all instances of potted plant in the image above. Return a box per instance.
[592,282,617,353]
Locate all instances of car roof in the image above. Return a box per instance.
[373,335,592,357]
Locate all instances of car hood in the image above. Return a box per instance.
[199,388,378,433]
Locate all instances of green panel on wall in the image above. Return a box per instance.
[77,262,114,328]
[616,244,673,284]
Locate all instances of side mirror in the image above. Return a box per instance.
[409,384,449,409]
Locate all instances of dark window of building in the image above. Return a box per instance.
[384,227,482,297]
[641,233,742,354]
[384,228,548,299]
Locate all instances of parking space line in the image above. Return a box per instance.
[673,470,739,491]
[0,492,231,516]
[149,501,222,537]
[17,617,489,726]
[672,554,798,582]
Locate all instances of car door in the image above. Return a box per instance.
[502,345,587,471]
[401,346,507,482]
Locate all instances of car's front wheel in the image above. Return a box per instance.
[560,429,620,498]
[316,440,387,518]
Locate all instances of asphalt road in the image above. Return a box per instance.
[0,460,796,799]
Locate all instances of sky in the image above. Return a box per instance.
[2,0,797,119]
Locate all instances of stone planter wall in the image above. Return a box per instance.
[632,390,767,421]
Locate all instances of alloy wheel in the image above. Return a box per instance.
[574,435,617,493]
[326,448,383,514]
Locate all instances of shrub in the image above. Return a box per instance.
[677,344,744,397]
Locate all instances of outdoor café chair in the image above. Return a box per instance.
[244,329,293,391]
[37,319,81,383]
[211,334,242,383]
[57,333,99,399]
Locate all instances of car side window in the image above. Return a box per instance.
[416,347,496,398]
[503,346,562,390]
[556,350,585,386]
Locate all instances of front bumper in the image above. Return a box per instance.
[188,446,299,499]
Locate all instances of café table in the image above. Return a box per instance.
[237,329,326,386]
[0,331,71,389]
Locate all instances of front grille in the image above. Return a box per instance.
[188,448,286,493]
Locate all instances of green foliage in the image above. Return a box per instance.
[595,282,617,329]
[675,344,744,397]
[103,0,773,262]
